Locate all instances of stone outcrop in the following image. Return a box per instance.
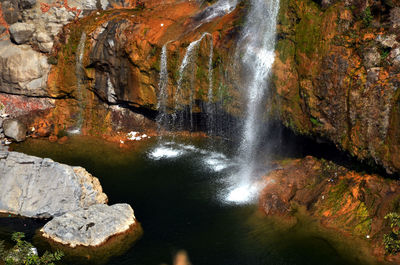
[9,22,34,44]
[41,203,136,247]
[0,151,107,218]
[2,118,27,141]
[271,0,400,174]
[0,40,50,96]
[260,156,400,262]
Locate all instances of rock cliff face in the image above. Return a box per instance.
[271,0,400,174]
[2,0,400,175]
[0,0,244,137]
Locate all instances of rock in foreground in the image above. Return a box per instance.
[41,204,136,247]
[0,151,108,218]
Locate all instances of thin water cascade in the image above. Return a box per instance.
[206,38,215,135]
[70,31,87,134]
[226,0,280,203]
[173,32,212,131]
[156,42,170,133]
[195,0,238,24]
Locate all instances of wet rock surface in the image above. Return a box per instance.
[0,151,108,218]
[41,203,136,247]
[260,156,400,262]
[272,0,400,174]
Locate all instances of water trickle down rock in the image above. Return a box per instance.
[73,31,87,134]
[206,38,214,135]
[173,33,212,131]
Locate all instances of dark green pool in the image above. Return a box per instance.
[5,136,384,265]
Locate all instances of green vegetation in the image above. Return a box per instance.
[383,212,400,254]
[310,117,322,126]
[326,179,349,213]
[47,56,58,66]
[0,232,63,265]
[362,7,373,27]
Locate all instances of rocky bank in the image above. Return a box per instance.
[260,156,400,262]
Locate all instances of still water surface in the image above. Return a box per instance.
[5,136,383,265]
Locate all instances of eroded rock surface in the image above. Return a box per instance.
[272,0,400,174]
[0,40,50,96]
[0,151,107,218]
[41,203,136,247]
[260,156,400,262]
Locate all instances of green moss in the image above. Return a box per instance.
[196,65,207,81]
[276,39,295,62]
[151,60,160,72]
[327,179,349,213]
[310,117,322,127]
[362,6,373,27]
[294,2,323,57]
[354,202,372,235]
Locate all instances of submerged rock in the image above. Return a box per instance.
[2,119,27,142]
[41,203,136,247]
[0,151,108,218]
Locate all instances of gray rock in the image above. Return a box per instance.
[38,42,53,53]
[0,151,108,218]
[1,1,21,24]
[363,47,381,68]
[41,204,136,247]
[390,7,400,29]
[9,23,35,44]
[2,119,27,142]
[0,40,50,96]
[34,31,52,43]
[20,0,37,9]
[376,34,398,48]
[0,26,6,35]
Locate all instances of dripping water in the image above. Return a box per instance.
[71,31,87,134]
[206,37,214,135]
[173,32,212,131]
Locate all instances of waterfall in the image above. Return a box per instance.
[156,42,170,132]
[71,31,87,134]
[173,32,212,131]
[227,0,280,202]
[195,0,238,24]
[206,38,214,135]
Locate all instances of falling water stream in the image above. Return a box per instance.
[156,43,170,132]
[227,0,280,203]
[71,32,87,134]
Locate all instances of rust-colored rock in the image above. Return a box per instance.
[57,135,68,144]
[260,156,400,262]
[49,135,58,142]
[271,0,400,174]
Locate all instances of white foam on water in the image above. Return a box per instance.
[224,182,264,204]
[203,152,232,172]
[148,145,185,160]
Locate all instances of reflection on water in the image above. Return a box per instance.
[7,136,384,265]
